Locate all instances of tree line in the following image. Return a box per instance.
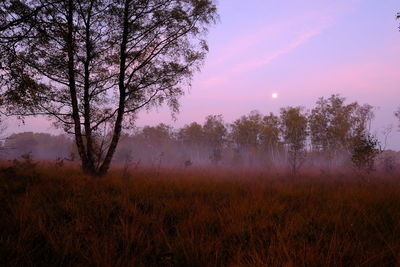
[2,94,398,174]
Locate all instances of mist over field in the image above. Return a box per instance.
[2,94,400,176]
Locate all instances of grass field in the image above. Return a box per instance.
[1,161,400,266]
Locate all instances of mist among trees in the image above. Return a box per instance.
[2,94,398,174]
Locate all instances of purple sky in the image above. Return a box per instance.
[6,0,400,149]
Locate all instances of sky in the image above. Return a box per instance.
[5,0,400,149]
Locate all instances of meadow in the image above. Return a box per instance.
[1,160,400,266]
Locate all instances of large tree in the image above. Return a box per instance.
[0,0,217,176]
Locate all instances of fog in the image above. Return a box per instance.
[1,95,398,174]
[1,128,399,175]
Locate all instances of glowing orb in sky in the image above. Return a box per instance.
[272,92,278,99]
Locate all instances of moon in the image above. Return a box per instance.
[272,92,278,99]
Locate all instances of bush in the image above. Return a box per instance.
[351,134,381,173]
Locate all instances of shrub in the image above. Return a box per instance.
[351,134,381,173]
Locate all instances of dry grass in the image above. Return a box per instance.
[1,162,400,266]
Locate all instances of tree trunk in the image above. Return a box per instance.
[66,0,90,173]
[82,3,96,174]
[97,0,130,177]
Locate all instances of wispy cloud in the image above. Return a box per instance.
[232,28,327,73]
[196,0,365,90]
[198,11,335,88]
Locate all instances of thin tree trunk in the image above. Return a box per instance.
[66,0,88,171]
[97,0,130,176]
[83,2,96,174]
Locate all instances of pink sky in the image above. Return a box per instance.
[6,0,400,149]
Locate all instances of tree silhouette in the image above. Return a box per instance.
[0,0,217,176]
[351,133,381,174]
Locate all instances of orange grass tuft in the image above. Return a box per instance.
[1,163,400,266]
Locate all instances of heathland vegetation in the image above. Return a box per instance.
[1,161,400,266]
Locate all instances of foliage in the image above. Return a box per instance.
[308,95,374,160]
[397,12,400,30]
[230,111,281,165]
[351,134,381,173]
[231,110,263,149]
[203,115,227,164]
[203,115,227,147]
[259,113,281,154]
[395,107,400,130]
[0,0,217,176]
[178,122,204,147]
[2,93,385,171]
[280,107,308,175]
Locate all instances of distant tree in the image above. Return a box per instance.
[4,132,72,159]
[395,107,400,130]
[140,124,174,163]
[280,107,308,175]
[0,0,217,176]
[259,112,281,162]
[141,124,173,147]
[230,110,263,164]
[178,122,204,161]
[351,133,381,174]
[112,132,135,162]
[308,97,329,153]
[231,110,262,149]
[179,122,204,146]
[350,103,374,138]
[309,95,354,156]
[4,133,38,158]
[308,95,374,166]
[397,12,400,29]
[203,115,226,164]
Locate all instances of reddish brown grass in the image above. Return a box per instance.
[1,163,400,266]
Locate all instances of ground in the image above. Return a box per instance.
[1,161,400,266]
